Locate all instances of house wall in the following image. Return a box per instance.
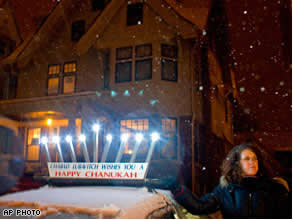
[0,0,209,178]
[208,50,233,144]
[14,1,198,119]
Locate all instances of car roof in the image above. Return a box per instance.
[0,185,175,218]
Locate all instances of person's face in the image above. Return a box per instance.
[240,149,259,176]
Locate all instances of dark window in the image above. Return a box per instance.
[162,59,177,81]
[115,47,132,83]
[161,44,178,82]
[72,20,85,41]
[135,59,152,81]
[135,44,152,81]
[116,62,132,83]
[8,74,17,99]
[162,44,177,58]
[127,3,143,26]
[0,41,6,55]
[136,44,152,57]
[116,47,132,60]
[92,0,105,10]
[116,45,152,83]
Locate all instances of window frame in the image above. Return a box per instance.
[160,117,177,160]
[47,64,61,96]
[127,3,144,26]
[62,61,77,94]
[135,44,152,81]
[115,44,152,83]
[92,0,106,11]
[25,127,41,162]
[71,20,86,42]
[161,44,178,82]
[115,47,133,83]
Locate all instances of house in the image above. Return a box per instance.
[0,0,236,194]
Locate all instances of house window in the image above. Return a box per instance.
[72,20,85,42]
[135,44,152,81]
[92,0,105,10]
[0,40,6,55]
[116,44,152,83]
[161,118,177,159]
[8,74,17,99]
[47,63,76,95]
[116,47,132,83]
[127,3,143,26]
[48,64,61,95]
[49,64,61,75]
[161,44,178,81]
[64,62,77,73]
[120,119,149,155]
[63,62,76,93]
[26,128,41,161]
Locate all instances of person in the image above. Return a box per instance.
[163,143,291,218]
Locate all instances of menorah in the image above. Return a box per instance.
[40,124,160,174]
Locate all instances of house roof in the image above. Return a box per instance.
[76,0,202,54]
[165,0,211,30]
[1,0,207,67]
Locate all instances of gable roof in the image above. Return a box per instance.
[1,0,204,67]
[0,0,64,67]
[165,0,211,30]
[76,0,201,54]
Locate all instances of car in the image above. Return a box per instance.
[0,158,196,219]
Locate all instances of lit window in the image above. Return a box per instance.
[48,78,59,95]
[64,62,77,73]
[63,62,76,94]
[26,128,41,161]
[48,64,61,95]
[48,65,61,75]
[127,3,143,26]
[63,75,75,93]
[161,44,178,81]
[161,118,177,159]
[120,119,149,156]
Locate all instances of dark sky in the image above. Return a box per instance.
[10,0,57,38]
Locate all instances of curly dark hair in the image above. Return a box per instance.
[221,143,278,184]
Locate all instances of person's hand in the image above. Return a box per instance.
[159,176,179,190]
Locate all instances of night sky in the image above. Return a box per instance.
[9,0,292,144]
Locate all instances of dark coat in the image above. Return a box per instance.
[172,177,291,218]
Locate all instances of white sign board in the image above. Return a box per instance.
[48,163,148,180]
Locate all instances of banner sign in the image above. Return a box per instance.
[48,163,148,180]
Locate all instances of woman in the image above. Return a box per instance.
[166,143,291,218]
